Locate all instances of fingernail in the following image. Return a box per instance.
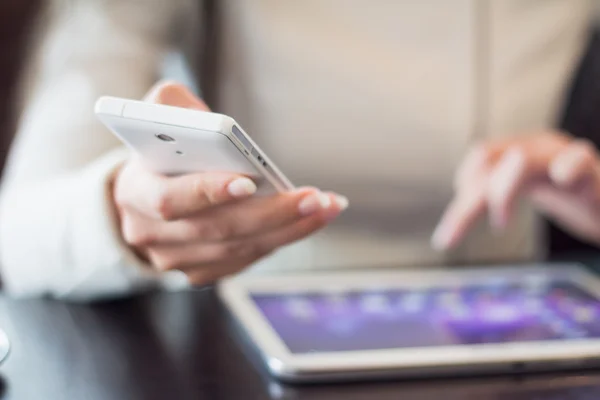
[227,177,257,198]
[317,192,331,208]
[334,195,349,210]
[298,192,331,216]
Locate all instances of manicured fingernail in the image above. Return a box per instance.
[317,192,331,208]
[334,195,349,210]
[298,192,331,216]
[227,177,257,197]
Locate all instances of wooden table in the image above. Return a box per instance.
[3,282,600,399]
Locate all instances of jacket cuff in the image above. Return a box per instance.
[64,147,190,300]
[0,147,189,301]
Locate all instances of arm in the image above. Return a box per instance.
[0,0,197,300]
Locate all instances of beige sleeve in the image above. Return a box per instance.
[0,0,198,300]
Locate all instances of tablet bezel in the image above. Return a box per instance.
[217,263,600,378]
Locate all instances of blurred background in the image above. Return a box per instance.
[0,0,599,258]
[0,1,41,174]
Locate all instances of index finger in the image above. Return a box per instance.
[454,133,570,190]
[431,183,487,250]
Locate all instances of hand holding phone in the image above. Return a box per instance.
[102,81,348,285]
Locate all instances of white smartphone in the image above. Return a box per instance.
[94,96,295,195]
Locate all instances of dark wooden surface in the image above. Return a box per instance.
[4,262,600,400]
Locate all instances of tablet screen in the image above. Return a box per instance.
[251,278,600,354]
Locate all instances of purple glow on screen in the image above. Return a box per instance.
[252,281,600,354]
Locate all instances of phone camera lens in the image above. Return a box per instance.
[156,134,175,142]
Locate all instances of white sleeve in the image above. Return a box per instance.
[0,0,197,300]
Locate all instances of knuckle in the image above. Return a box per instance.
[120,216,137,245]
[455,144,494,190]
[214,241,265,261]
[121,217,155,247]
[179,221,203,241]
[149,252,180,272]
[153,187,176,221]
[470,143,494,163]
[212,242,237,260]
[113,183,129,209]
[293,218,327,242]
[238,242,269,260]
[201,220,235,241]
[190,178,214,206]
[553,132,572,146]
[501,146,528,169]
[575,140,597,162]
[113,175,131,210]
[113,160,142,208]
[307,215,329,231]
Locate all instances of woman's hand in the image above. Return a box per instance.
[433,131,600,250]
[111,81,348,285]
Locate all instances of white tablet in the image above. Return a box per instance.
[218,263,600,383]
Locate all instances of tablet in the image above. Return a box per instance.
[218,263,600,383]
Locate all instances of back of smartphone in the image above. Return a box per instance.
[95,97,289,195]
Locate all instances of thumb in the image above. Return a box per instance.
[144,80,210,111]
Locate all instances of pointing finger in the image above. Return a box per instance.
[486,148,528,230]
[432,183,487,250]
